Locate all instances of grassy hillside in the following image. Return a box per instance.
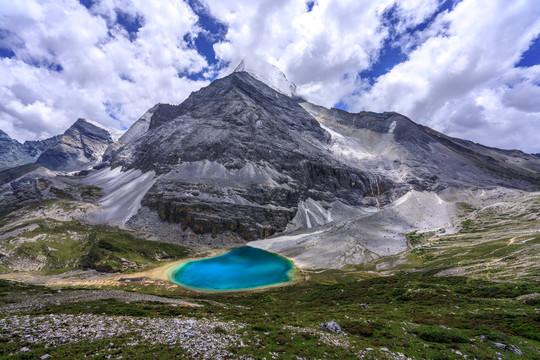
[0,219,189,273]
[357,193,540,282]
[0,187,538,358]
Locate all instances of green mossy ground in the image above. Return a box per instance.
[0,219,190,273]
[1,275,539,359]
[0,193,538,358]
[0,336,188,360]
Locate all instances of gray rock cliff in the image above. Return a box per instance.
[36,118,115,171]
[0,130,59,171]
[108,69,540,241]
[110,72,395,240]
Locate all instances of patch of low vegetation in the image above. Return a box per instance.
[0,279,54,298]
[49,186,76,200]
[406,230,435,246]
[459,218,475,233]
[21,198,78,213]
[340,320,384,337]
[412,325,469,343]
[0,336,188,360]
[80,228,189,273]
[457,201,476,214]
[0,220,190,273]
[3,274,538,359]
[79,185,103,200]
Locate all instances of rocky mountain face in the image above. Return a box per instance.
[106,69,539,242]
[1,118,120,174]
[300,103,540,191]
[110,72,398,240]
[0,130,59,171]
[36,118,116,171]
[1,63,539,270]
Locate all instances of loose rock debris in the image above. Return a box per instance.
[1,314,245,359]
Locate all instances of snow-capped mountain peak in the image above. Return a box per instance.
[234,58,297,97]
[82,118,125,141]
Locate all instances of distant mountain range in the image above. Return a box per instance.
[0,130,59,171]
[0,118,123,172]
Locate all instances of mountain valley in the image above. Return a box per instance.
[0,63,539,359]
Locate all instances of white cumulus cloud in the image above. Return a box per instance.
[205,0,540,152]
[0,0,210,141]
[0,0,539,153]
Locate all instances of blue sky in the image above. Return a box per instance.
[0,0,539,152]
[516,35,540,68]
[358,0,457,87]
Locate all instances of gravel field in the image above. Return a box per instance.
[1,313,246,359]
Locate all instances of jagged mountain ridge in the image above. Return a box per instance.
[0,130,59,171]
[36,118,118,172]
[300,103,540,190]
[111,72,392,240]
[103,104,159,163]
[0,118,123,174]
[107,69,539,242]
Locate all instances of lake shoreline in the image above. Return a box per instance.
[168,246,301,293]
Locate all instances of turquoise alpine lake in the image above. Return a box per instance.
[171,246,294,291]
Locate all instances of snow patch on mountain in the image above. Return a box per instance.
[234,59,297,97]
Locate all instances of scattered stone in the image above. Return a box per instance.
[1,314,245,359]
[0,289,198,314]
[40,354,50,359]
[493,342,523,355]
[319,321,341,334]
[516,293,540,305]
[360,303,368,309]
[509,345,524,355]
